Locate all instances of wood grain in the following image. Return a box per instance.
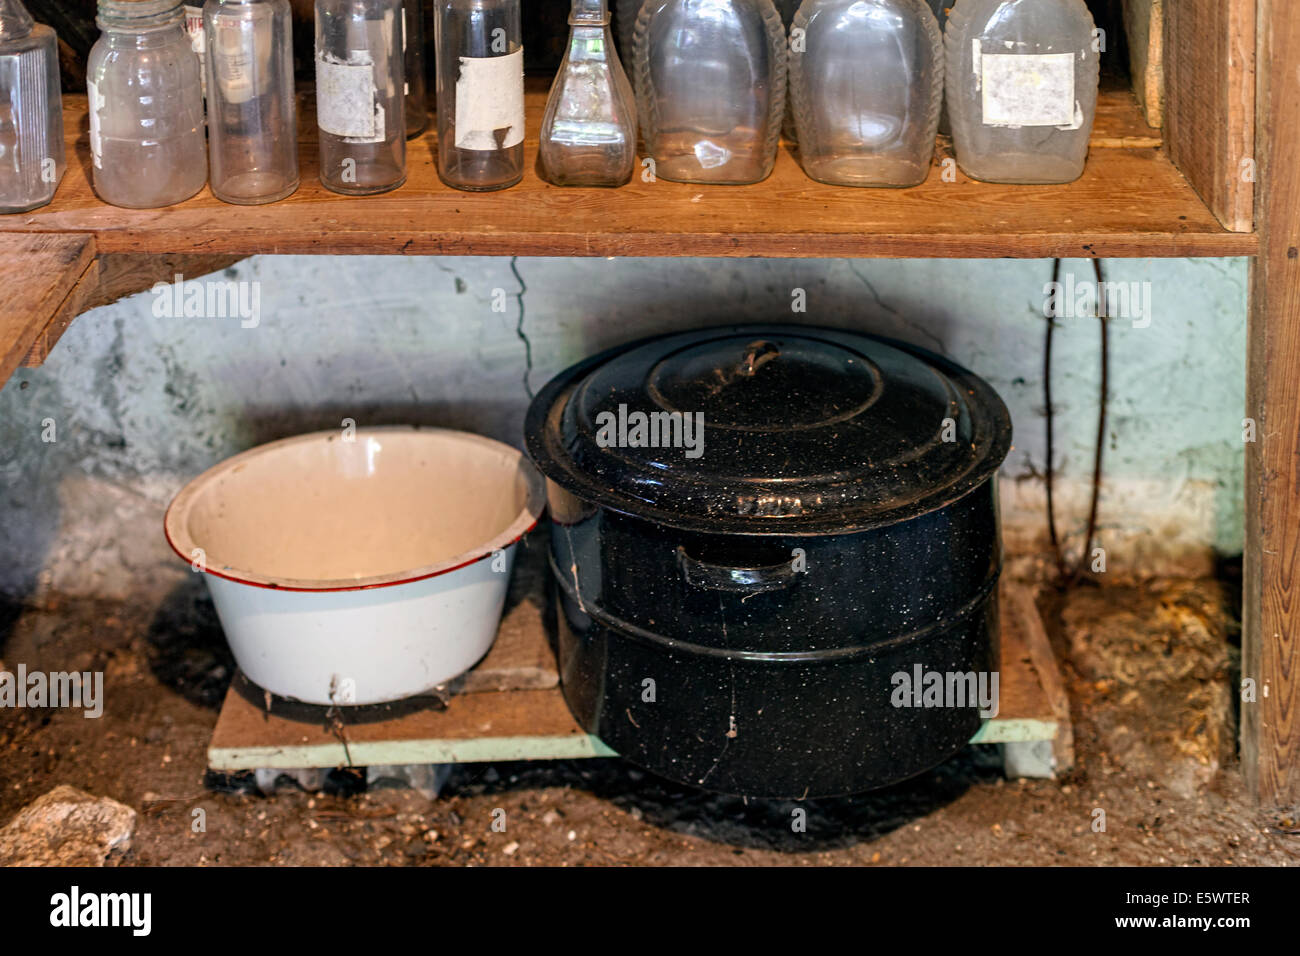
[1122,0,1165,128]
[0,83,1253,260]
[1244,0,1300,807]
[0,233,96,385]
[1164,0,1257,232]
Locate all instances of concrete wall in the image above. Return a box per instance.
[0,254,1247,603]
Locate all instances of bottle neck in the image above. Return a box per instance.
[570,0,610,27]
[0,0,35,42]
[97,0,184,32]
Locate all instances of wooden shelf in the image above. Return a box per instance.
[0,80,1256,261]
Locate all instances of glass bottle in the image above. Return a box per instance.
[434,0,524,192]
[634,0,786,186]
[539,0,636,187]
[0,0,64,214]
[204,0,298,205]
[789,0,942,188]
[404,0,427,137]
[945,0,1098,184]
[315,0,406,195]
[87,0,208,209]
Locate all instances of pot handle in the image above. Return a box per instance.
[675,547,799,594]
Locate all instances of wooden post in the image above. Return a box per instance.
[1244,0,1300,806]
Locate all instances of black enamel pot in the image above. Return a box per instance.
[525,325,1012,798]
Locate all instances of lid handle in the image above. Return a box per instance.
[675,546,798,595]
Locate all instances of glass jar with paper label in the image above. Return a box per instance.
[539,0,636,187]
[204,0,298,205]
[789,0,943,188]
[634,0,787,186]
[87,0,208,208]
[316,0,407,195]
[945,0,1098,184]
[0,0,65,214]
[433,0,525,192]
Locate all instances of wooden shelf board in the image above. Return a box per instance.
[0,82,1255,261]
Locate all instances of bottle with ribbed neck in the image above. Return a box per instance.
[87,0,208,208]
[945,0,1099,184]
[0,0,65,213]
[540,0,636,186]
[634,0,787,185]
[789,0,942,187]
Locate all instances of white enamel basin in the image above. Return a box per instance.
[164,427,546,705]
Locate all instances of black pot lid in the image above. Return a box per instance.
[525,325,1013,535]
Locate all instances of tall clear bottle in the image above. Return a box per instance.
[88,0,207,208]
[315,0,406,195]
[789,0,942,187]
[204,0,298,205]
[404,0,427,137]
[945,0,1098,184]
[0,0,64,213]
[434,0,524,191]
[634,0,786,186]
[539,0,636,187]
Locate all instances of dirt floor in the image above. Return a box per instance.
[1,572,1298,866]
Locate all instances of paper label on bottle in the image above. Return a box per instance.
[87,80,105,170]
[454,49,525,151]
[185,7,207,97]
[316,54,384,143]
[213,20,257,105]
[979,49,1077,128]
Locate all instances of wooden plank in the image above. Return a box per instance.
[1122,0,1165,128]
[1164,0,1256,232]
[1243,0,1300,807]
[0,85,1253,260]
[0,233,96,386]
[20,255,99,367]
[208,578,1060,771]
[1004,585,1075,772]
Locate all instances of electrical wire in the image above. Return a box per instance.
[1044,257,1110,588]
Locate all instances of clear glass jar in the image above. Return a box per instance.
[204,0,298,205]
[404,0,427,137]
[0,0,64,213]
[634,0,786,186]
[434,0,524,192]
[790,0,942,187]
[315,0,406,195]
[539,0,636,187]
[945,0,1098,184]
[88,0,208,209]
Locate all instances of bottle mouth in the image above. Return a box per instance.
[97,0,183,29]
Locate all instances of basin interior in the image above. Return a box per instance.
[175,429,538,585]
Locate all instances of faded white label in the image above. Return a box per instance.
[87,80,105,169]
[317,55,384,142]
[213,20,257,104]
[454,49,525,151]
[980,49,1076,127]
[185,6,206,96]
